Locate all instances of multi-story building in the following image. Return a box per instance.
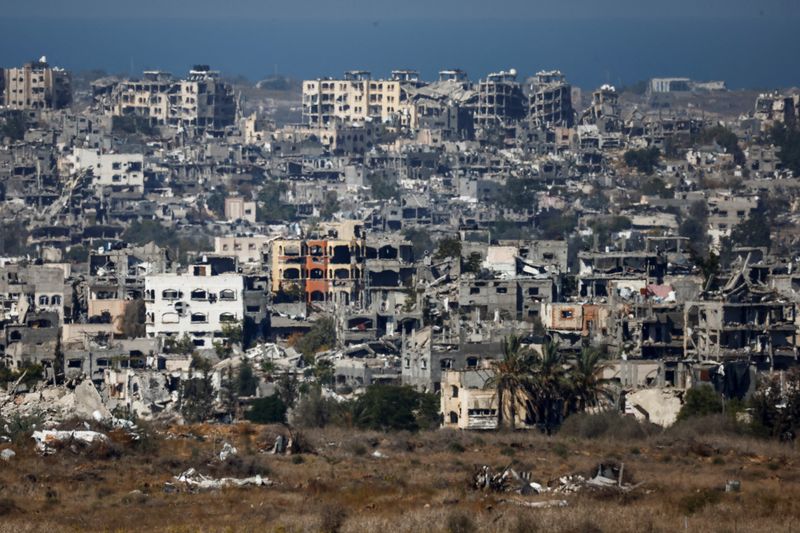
[214,235,273,265]
[649,78,691,93]
[270,221,365,305]
[528,70,574,128]
[3,58,71,110]
[474,70,526,128]
[302,70,412,127]
[107,66,235,134]
[223,196,257,224]
[71,148,144,193]
[144,263,244,349]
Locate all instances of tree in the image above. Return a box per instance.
[276,373,300,409]
[527,340,570,433]
[353,385,439,431]
[569,347,609,413]
[292,384,345,428]
[770,123,800,175]
[367,172,400,201]
[462,252,483,274]
[237,359,258,397]
[730,210,771,249]
[434,237,462,261]
[680,200,709,256]
[180,369,215,423]
[624,147,660,174]
[295,316,337,359]
[695,125,745,166]
[750,369,800,440]
[486,335,535,430]
[121,299,146,338]
[498,177,538,212]
[678,385,723,421]
[0,111,27,141]
[206,190,226,218]
[319,191,340,219]
[257,181,296,222]
[245,395,287,424]
[164,333,195,355]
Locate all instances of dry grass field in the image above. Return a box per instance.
[1,416,799,532]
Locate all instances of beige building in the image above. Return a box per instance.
[302,70,416,128]
[214,235,274,265]
[3,58,71,110]
[441,369,499,430]
[224,196,257,223]
[107,66,235,134]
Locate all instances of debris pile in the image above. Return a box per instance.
[473,462,643,497]
[172,467,273,491]
[472,465,543,495]
[32,429,110,455]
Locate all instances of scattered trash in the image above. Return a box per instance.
[551,462,643,494]
[219,442,238,461]
[725,480,741,493]
[32,430,109,455]
[472,465,543,495]
[372,450,387,459]
[173,468,273,491]
[474,462,644,497]
[0,449,15,461]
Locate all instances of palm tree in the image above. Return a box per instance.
[569,346,610,413]
[486,335,534,430]
[528,340,570,434]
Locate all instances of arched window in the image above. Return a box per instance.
[162,289,179,300]
[191,313,207,324]
[38,295,49,306]
[190,289,207,301]
[219,312,236,323]
[51,295,62,306]
[161,312,179,324]
[219,289,236,301]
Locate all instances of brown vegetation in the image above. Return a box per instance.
[0,418,798,532]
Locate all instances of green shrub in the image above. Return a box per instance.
[245,395,287,424]
[678,385,722,421]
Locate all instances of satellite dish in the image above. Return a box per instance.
[39,55,47,63]
[509,68,517,77]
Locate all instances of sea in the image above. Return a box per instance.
[0,16,798,89]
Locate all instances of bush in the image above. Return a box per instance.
[354,385,440,432]
[624,147,660,174]
[295,317,336,359]
[678,385,722,421]
[319,503,347,533]
[446,511,476,533]
[245,395,287,424]
[559,411,658,440]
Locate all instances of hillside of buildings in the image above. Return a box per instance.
[3,58,800,528]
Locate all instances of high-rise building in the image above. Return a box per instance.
[527,70,574,128]
[107,65,235,134]
[474,69,526,128]
[3,57,71,110]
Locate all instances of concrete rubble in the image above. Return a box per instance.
[32,429,109,455]
[173,468,273,491]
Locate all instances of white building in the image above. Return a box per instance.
[145,267,244,350]
[71,148,144,193]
